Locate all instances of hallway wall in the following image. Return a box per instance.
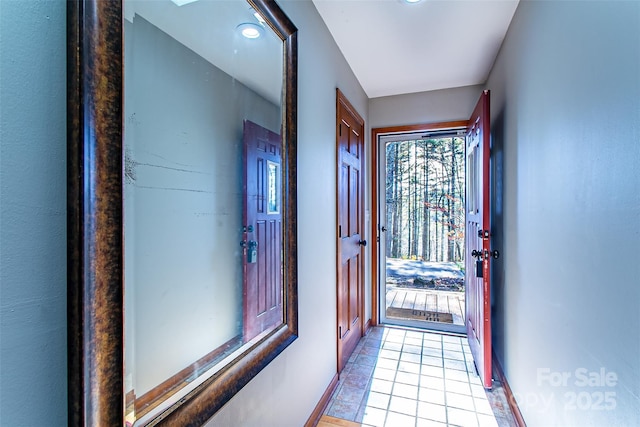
[0,1,67,424]
[369,84,483,129]
[204,0,368,425]
[486,1,640,425]
[0,0,367,426]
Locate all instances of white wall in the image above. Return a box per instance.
[124,14,281,397]
[486,1,640,425]
[369,85,483,129]
[204,0,368,425]
[0,0,68,425]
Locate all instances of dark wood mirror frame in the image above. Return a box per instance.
[67,0,298,425]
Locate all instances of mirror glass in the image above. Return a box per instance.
[122,0,285,424]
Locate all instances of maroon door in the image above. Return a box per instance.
[243,120,283,342]
[336,90,365,372]
[465,90,493,388]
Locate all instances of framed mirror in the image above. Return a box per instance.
[67,0,298,425]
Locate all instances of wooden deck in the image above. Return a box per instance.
[318,415,361,427]
[385,287,465,326]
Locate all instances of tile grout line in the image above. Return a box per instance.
[440,334,450,426]
[382,329,392,427]
[326,327,506,427]
[463,344,482,427]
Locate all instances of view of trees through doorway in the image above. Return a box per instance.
[378,129,466,333]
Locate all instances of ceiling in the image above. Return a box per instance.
[312,0,519,98]
[125,0,283,104]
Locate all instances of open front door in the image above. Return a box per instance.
[465,90,493,389]
[243,120,283,342]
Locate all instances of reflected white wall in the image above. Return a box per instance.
[124,15,280,396]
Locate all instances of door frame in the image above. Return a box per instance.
[370,120,469,327]
[335,89,366,372]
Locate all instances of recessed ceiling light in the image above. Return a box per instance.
[403,0,423,3]
[171,0,198,6]
[237,23,263,39]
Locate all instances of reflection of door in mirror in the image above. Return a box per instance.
[122,0,284,424]
[242,120,283,342]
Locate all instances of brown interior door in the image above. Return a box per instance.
[243,120,283,342]
[336,90,365,372]
[465,90,493,388]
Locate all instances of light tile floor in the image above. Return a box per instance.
[324,327,518,427]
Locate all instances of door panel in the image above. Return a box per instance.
[349,168,359,235]
[243,120,282,342]
[465,90,492,389]
[336,90,365,372]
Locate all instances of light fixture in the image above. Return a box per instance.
[403,0,423,3]
[171,0,198,6]
[237,23,263,39]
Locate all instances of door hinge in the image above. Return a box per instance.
[338,225,342,238]
[339,326,342,339]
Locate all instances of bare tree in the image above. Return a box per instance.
[385,136,465,263]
